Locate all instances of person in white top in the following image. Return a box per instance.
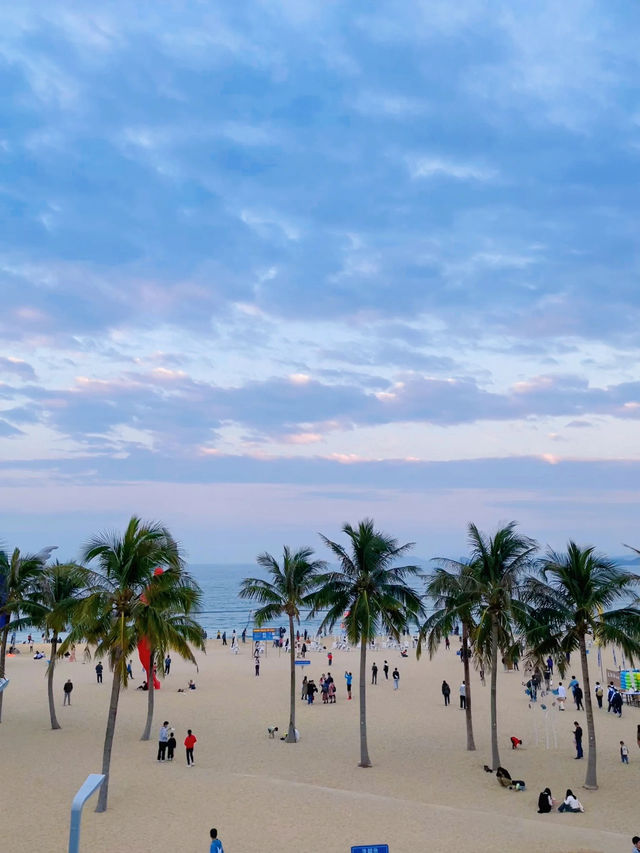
[557,789,584,812]
[557,681,567,710]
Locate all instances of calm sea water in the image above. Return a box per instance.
[191,563,327,636]
[10,563,329,643]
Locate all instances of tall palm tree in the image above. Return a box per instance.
[465,522,537,770]
[0,545,57,723]
[524,542,640,789]
[139,569,204,741]
[239,546,327,743]
[19,561,90,730]
[418,562,477,751]
[59,517,203,812]
[312,519,424,767]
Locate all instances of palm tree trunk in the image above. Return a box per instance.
[462,622,475,751]
[358,637,371,767]
[490,618,501,769]
[0,624,8,723]
[579,632,598,789]
[96,650,122,812]
[285,615,297,743]
[141,648,155,741]
[47,637,61,730]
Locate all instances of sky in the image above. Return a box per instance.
[1,2,640,564]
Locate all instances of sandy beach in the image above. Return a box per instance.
[2,638,637,853]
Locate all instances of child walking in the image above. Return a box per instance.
[620,740,630,764]
[167,729,176,761]
[185,729,197,766]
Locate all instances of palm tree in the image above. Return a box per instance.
[139,569,204,741]
[20,561,90,729]
[0,545,57,723]
[239,546,327,743]
[465,522,537,770]
[59,517,203,812]
[524,542,640,789]
[418,562,477,751]
[312,519,424,767]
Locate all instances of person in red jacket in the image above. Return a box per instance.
[184,729,197,766]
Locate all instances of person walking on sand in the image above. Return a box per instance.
[383,660,389,680]
[445,636,450,650]
[557,681,566,710]
[607,681,616,712]
[184,729,197,766]
[209,827,224,852]
[167,729,176,761]
[573,721,583,759]
[127,659,134,679]
[164,654,171,675]
[255,657,260,677]
[95,662,103,684]
[442,680,451,706]
[371,662,378,685]
[573,683,584,711]
[620,740,630,764]
[327,650,333,668]
[459,681,466,710]
[611,688,623,717]
[63,678,73,705]
[392,667,400,690]
[222,631,227,646]
[594,681,603,708]
[157,721,170,761]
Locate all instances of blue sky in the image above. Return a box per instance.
[1,2,640,563]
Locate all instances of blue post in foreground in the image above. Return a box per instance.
[68,774,106,853]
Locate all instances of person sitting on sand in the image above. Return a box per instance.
[188,679,196,690]
[537,787,555,813]
[557,789,584,813]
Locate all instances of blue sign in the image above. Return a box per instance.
[253,629,275,641]
[295,660,311,666]
[351,846,389,853]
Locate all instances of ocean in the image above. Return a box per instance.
[9,563,331,644]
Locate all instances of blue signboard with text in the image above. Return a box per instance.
[252,629,275,641]
[295,660,311,666]
[351,846,389,853]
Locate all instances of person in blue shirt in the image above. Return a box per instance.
[345,670,353,700]
[210,827,224,852]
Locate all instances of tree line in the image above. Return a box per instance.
[1,516,639,813]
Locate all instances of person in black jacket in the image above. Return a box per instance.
[63,679,73,705]
[442,680,451,706]
[537,787,554,813]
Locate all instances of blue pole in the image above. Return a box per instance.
[68,774,106,853]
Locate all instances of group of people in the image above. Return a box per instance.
[537,787,585,813]
[157,720,197,766]
[371,661,400,688]
[301,672,336,703]
[441,680,467,709]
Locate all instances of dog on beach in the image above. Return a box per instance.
[267,726,279,739]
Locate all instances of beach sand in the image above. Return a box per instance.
[1,638,636,853]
